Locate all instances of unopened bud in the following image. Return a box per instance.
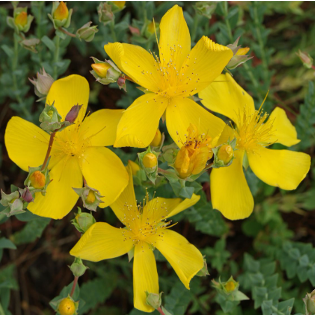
[65,105,82,124]
[112,1,125,10]
[70,257,88,277]
[128,160,140,175]
[145,292,162,310]
[147,21,155,35]
[225,280,236,292]
[91,63,111,78]
[150,129,162,147]
[195,2,217,19]
[297,50,314,69]
[90,58,121,86]
[226,37,252,70]
[217,145,233,164]
[303,290,315,315]
[29,68,54,100]
[236,47,250,56]
[7,8,34,33]
[117,76,126,91]
[73,186,104,211]
[21,187,34,203]
[15,11,27,28]
[76,21,98,42]
[53,1,69,21]
[143,153,157,169]
[58,297,76,315]
[0,190,25,217]
[98,2,114,25]
[29,171,46,189]
[85,190,96,204]
[73,208,96,233]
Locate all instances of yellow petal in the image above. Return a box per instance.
[247,147,311,190]
[46,75,89,122]
[28,157,82,219]
[211,150,254,220]
[159,5,191,70]
[216,124,235,146]
[80,147,128,207]
[70,222,134,261]
[268,107,300,147]
[142,194,200,223]
[199,73,255,125]
[104,43,161,92]
[133,242,159,313]
[152,230,203,289]
[166,96,225,148]
[178,37,233,96]
[79,109,124,146]
[110,163,138,225]
[115,94,167,148]
[5,117,49,172]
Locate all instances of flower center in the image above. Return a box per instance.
[235,107,275,152]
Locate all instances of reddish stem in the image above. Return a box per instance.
[70,276,79,297]
[41,132,56,170]
[58,27,77,38]
[157,307,166,315]
[312,65,315,70]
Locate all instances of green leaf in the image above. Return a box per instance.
[0,238,16,250]
[41,35,56,52]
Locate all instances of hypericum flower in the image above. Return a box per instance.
[5,75,128,219]
[104,5,233,148]
[199,73,311,220]
[70,163,203,312]
[174,124,217,179]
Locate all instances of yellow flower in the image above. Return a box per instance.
[5,75,128,219]
[150,129,162,147]
[53,1,69,21]
[14,11,28,27]
[104,5,233,148]
[70,163,203,312]
[174,124,217,179]
[198,73,311,220]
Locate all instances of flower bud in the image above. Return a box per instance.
[29,68,54,100]
[150,129,162,147]
[194,2,217,19]
[226,37,253,70]
[73,208,96,233]
[143,153,157,169]
[65,105,82,124]
[297,50,314,69]
[0,190,25,217]
[91,63,111,78]
[15,11,27,28]
[98,2,114,25]
[147,21,155,35]
[7,7,34,34]
[48,1,73,29]
[76,21,98,42]
[217,145,233,164]
[58,297,76,315]
[39,103,69,133]
[112,1,125,10]
[21,187,34,203]
[90,58,122,86]
[225,280,236,292]
[145,292,162,310]
[53,1,69,21]
[117,76,126,91]
[73,186,104,211]
[236,47,250,56]
[303,290,315,315]
[128,160,140,175]
[70,257,88,277]
[29,171,46,189]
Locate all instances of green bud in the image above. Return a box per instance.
[212,139,236,168]
[97,2,114,25]
[76,21,98,42]
[194,2,217,19]
[304,290,315,315]
[90,57,121,85]
[72,207,96,233]
[145,292,162,310]
[0,190,25,217]
[7,7,34,34]
[138,147,159,184]
[297,50,314,69]
[73,186,104,211]
[69,257,88,277]
[48,1,73,30]
[29,68,54,100]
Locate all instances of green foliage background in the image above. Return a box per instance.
[0,1,315,315]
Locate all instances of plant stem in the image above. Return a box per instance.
[191,14,200,43]
[110,20,117,41]
[70,276,79,297]
[157,307,165,315]
[58,27,77,38]
[41,132,56,170]
[53,35,60,79]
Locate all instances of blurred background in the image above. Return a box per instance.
[0,1,315,314]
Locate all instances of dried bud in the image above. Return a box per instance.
[20,38,40,53]
[76,21,98,42]
[117,76,126,91]
[29,68,54,100]
[69,257,88,277]
[0,190,25,217]
[20,187,34,203]
[128,160,140,176]
[90,57,121,85]
[150,129,162,147]
[57,297,76,315]
[145,292,162,310]
[73,185,104,211]
[7,7,34,34]
[65,105,82,124]
[143,153,157,169]
[297,50,314,69]
[98,3,114,25]
[194,2,217,19]
[48,1,73,29]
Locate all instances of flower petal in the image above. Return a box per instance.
[199,73,255,124]
[133,242,159,313]
[5,116,49,172]
[159,5,191,70]
[248,147,311,190]
[115,94,167,148]
[152,230,203,289]
[79,109,124,147]
[28,157,82,219]
[105,43,161,92]
[268,107,300,147]
[110,162,138,225]
[211,150,254,220]
[179,38,233,96]
[80,147,128,207]
[46,75,89,122]
[166,96,225,148]
[70,222,134,262]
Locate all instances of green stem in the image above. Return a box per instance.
[223,2,233,42]
[110,20,117,41]
[191,14,200,43]
[53,35,60,79]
